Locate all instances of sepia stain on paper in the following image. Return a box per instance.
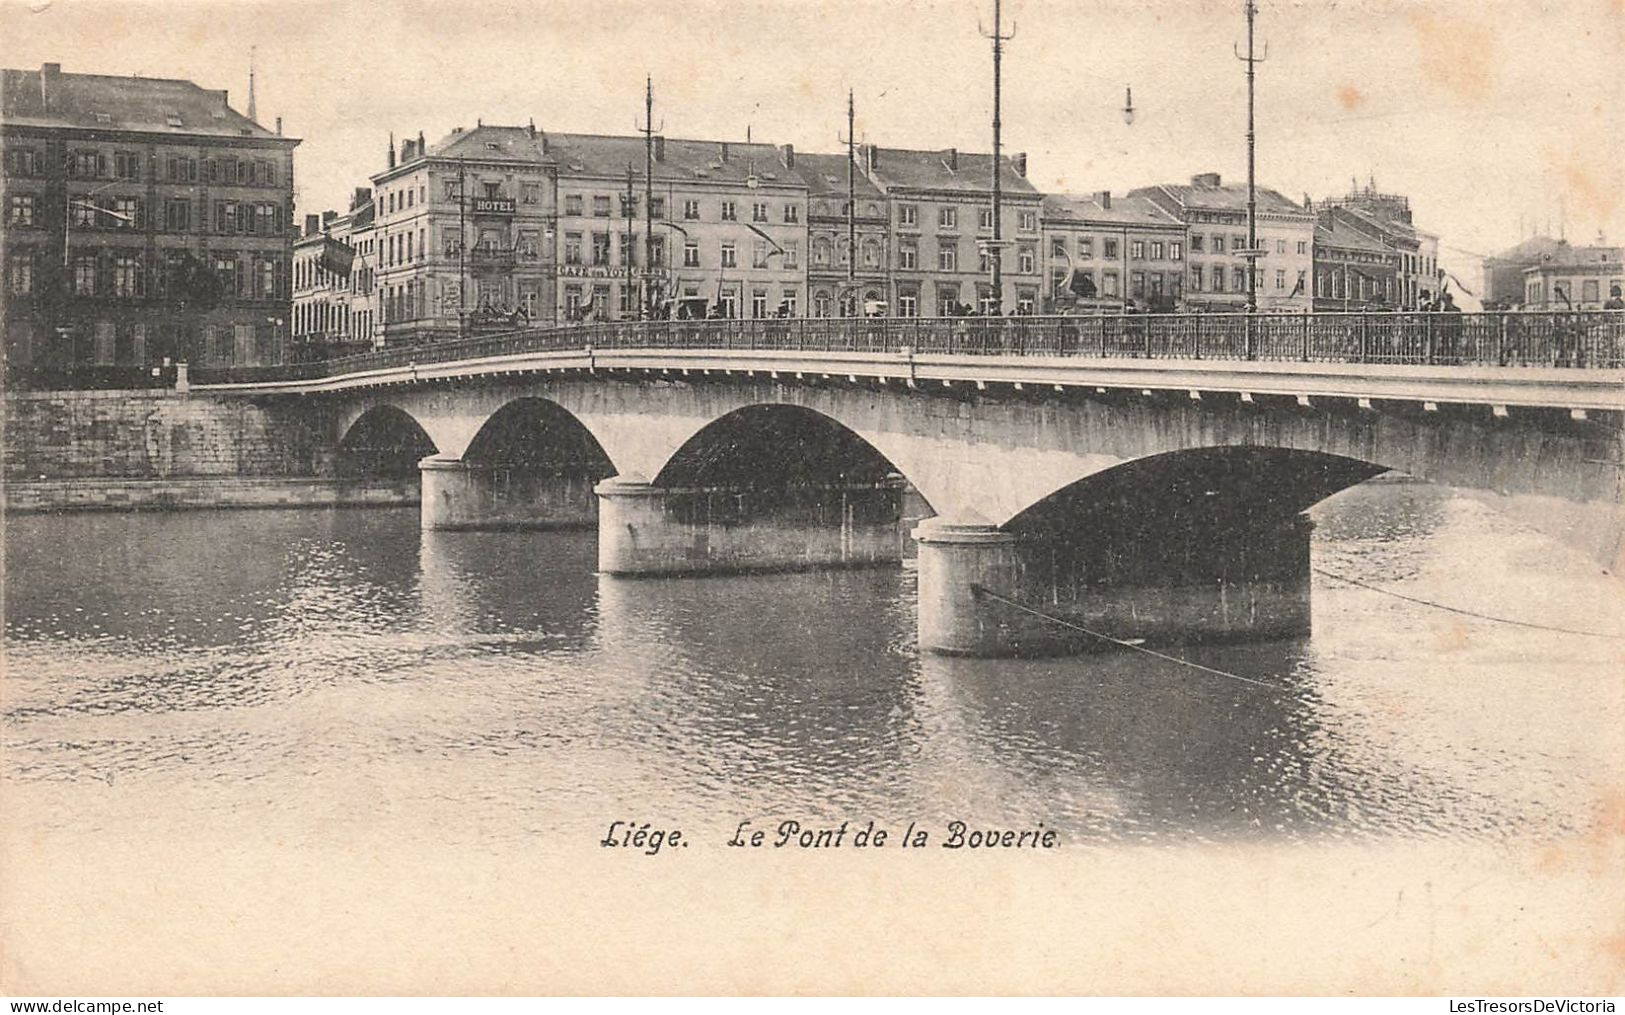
[1336,83,1365,111]
[1408,11,1496,103]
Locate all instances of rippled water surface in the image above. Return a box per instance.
[5,483,1623,848]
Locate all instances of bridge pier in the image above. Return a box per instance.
[419,454,599,531]
[596,475,907,576]
[913,515,1315,657]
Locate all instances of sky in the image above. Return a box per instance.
[4,0,1622,291]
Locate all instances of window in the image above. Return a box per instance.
[781,289,798,316]
[1212,265,1225,291]
[1583,279,1600,303]
[618,232,637,266]
[256,203,276,235]
[1103,238,1118,259]
[564,232,582,264]
[592,232,611,265]
[1131,241,1145,260]
[9,255,33,294]
[1189,266,1203,292]
[937,241,957,271]
[684,199,700,220]
[72,253,96,295]
[1297,240,1308,255]
[720,201,737,221]
[164,199,191,232]
[1050,239,1067,259]
[1276,269,1287,290]
[523,183,539,204]
[444,180,460,200]
[1019,210,1038,232]
[1276,239,1286,254]
[564,285,582,318]
[1018,245,1035,273]
[898,291,917,317]
[113,196,141,229]
[862,240,880,269]
[114,151,140,180]
[8,195,35,226]
[1211,234,1224,253]
[619,194,638,218]
[6,147,39,175]
[753,239,770,268]
[683,241,700,267]
[898,204,918,227]
[71,199,97,228]
[1079,237,1094,259]
[899,243,917,270]
[592,195,611,217]
[216,254,239,296]
[260,260,276,298]
[752,202,768,223]
[1232,267,1247,291]
[783,204,799,224]
[783,241,798,268]
[1150,241,1164,260]
[720,241,737,268]
[1017,289,1036,313]
[1233,235,1247,251]
[751,289,769,318]
[1171,241,1184,261]
[938,206,957,229]
[650,197,665,219]
[1190,234,1204,253]
[1102,270,1119,297]
[936,285,958,316]
[112,254,143,297]
[978,208,994,230]
[813,290,831,317]
[564,194,583,216]
[718,289,737,318]
[1131,271,1145,298]
[978,249,993,273]
[811,238,831,267]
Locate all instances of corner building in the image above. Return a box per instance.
[2,62,298,386]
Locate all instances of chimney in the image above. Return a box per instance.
[304,213,321,236]
[719,141,730,162]
[322,210,337,228]
[275,116,283,136]
[40,63,60,109]
[388,131,396,169]
[352,186,371,211]
[654,135,666,161]
[417,129,425,154]
[945,147,958,171]
[864,143,878,172]
[1012,152,1027,178]
[1098,190,1112,210]
[527,117,536,139]
[402,139,415,161]
[1191,172,1221,188]
[778,143,795,169]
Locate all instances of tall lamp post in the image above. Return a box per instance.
[980,0,1015,316]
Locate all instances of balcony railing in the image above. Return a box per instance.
[191,310,1625,386]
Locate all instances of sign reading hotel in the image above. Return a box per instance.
[472,197,516,215]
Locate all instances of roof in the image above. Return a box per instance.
[1522,242,1623,270]
[1135,180,1306,216]
[546,132,800,188]
[421,123,551,163]
[787,151,882,199]
[863,146,1039,197]
[1042,192,1182,228]
[1,63,287,141]
[1314,217,1396,256]
[1487,235,1566,263]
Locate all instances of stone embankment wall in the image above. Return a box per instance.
[2,390,415,512]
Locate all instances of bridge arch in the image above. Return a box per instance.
[337,404,438,477]
[463,396,616,479]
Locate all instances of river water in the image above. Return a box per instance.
[4,482,1623,852]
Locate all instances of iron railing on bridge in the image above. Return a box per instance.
[188,310,1625,385]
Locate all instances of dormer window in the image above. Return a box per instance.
[93,112,111,124]
[166,113,183,127]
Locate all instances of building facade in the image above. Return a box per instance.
[1040,192,1186,311]
[1519,243,1624,309]
[1311,215,1400,309]
[859,145,1043,316]
[1481,235,1564,309]
[1313,184,1438,309]
[1134,173,1313,312]
[366,124,556,344]
[545,133,807,321]
[2,62,299,385]
[291,187,378,359]
[785,147,888,316]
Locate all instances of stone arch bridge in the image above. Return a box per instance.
[199,314,1625,655]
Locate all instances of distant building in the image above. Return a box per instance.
[1519,242,1624,310]
[1311,215,1399,309]
[1314,183,1436,309]
[783,146,888,316]
[291,187,378,360]
[2,62,299,385]
[365,124,556,344]
[545,132,807,321]
[1133,173,1314,311]
[859,144,1043,315]
[1039,191,1186,311]
[1481,235,1566,309]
